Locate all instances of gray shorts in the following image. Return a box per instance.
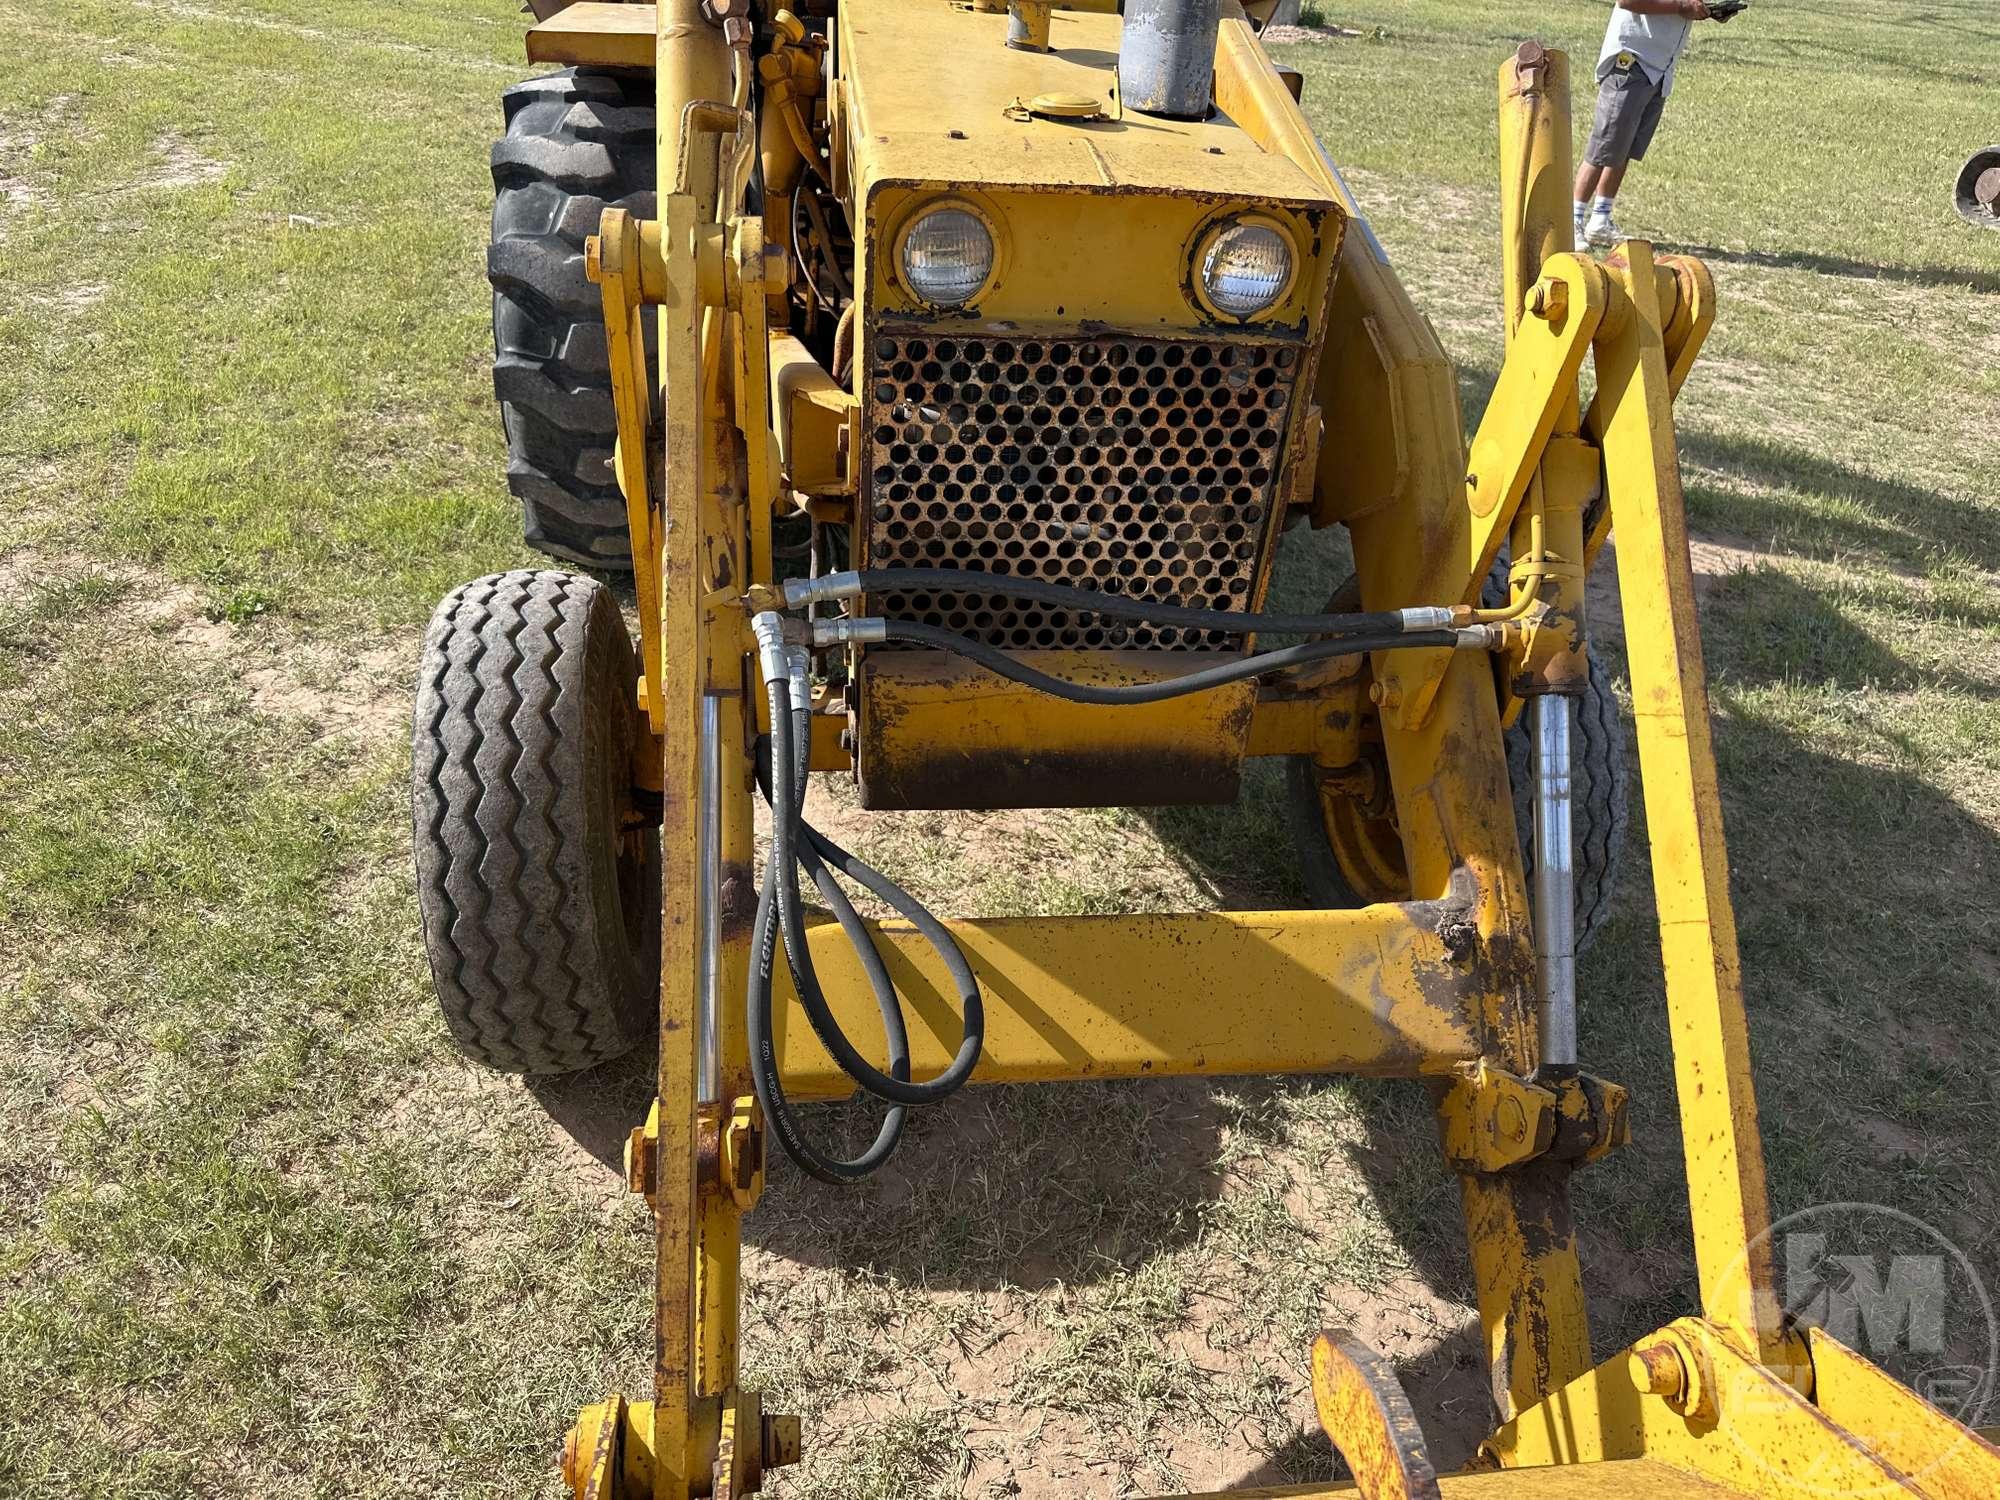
[1585,58,1667,167]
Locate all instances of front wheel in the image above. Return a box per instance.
[411,569,659,1073]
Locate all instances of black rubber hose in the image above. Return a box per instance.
[748,676,908,1182]
[876,620,1460,705]
[765,670,985,1104]
[750,661,988,1181]
[829,567,1412,637]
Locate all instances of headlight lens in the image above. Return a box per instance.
[1200,221,1292,317]
[900,207,994,306]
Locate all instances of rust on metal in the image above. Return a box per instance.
[859,328,1301,652]
[1436,1061,1558,1175]
[717,860,758,940]
[853,648,1257,809]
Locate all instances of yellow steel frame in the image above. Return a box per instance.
[531,10,2000,1497]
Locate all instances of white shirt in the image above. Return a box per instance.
[1599,6,1694,93]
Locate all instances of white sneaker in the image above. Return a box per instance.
[1584,211,1622,248]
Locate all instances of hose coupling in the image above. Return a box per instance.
[785,643,813,703]
[752,610,795,688]
[811,616,888,649]
[1398,606,1457,632]
[1456,624,1507,651]
[783,570,863,609]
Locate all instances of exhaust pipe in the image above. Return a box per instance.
[1119,0,1219,119]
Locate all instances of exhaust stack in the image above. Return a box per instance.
[1118,0,1219,119]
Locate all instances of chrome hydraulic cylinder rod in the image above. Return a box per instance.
[1533,694,1577,1071]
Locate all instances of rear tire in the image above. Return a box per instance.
[412,570,659,1074]
[489,70,657,569]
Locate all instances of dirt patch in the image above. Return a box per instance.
[0,95,76,214]
[1262,22,1365,44]
[142,130,228,190]
[1855,1115,1926,1161]
[129,0,521,72]
[2,542,409,747]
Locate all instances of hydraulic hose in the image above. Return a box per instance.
[780,567,1458,638]
[748,623,987,1182]
[747,664,908,1182]
[818,617,1475,705]
[746,600,1492,1183]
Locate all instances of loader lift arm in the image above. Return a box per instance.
[523,7,2000,1495]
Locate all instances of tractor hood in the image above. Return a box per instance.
[836,0,1329,206]
[836,0,1342,332]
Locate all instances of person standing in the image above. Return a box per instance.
[1574,0,1724,248]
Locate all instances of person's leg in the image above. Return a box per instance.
[1573,161,1605,241]
[1578,68,1642,243]
[1581,72,1661,245]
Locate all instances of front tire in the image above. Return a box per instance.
[489,69,657,568]
[412,570,659,1073]
[1285,567,1630,949]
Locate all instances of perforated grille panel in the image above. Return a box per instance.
[862,330,1300,651]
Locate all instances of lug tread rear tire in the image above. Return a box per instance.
[413,569,656,1074]
[489,70,657,570]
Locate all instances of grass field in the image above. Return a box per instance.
[3,0,1998,1495]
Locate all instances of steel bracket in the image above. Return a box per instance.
[1311,1328,1442,1500]
[1380,253,1606,732]
[1437,1061,1627,1174]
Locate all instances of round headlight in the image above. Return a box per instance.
[1199,221,1293,318]
[899,206,995,307]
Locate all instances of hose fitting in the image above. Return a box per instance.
[811,616,888,649]
[752,610,791,686]
[1398,606,1457,632]
[784,570,863,609]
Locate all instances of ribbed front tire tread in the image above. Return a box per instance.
[412,569,656,1073]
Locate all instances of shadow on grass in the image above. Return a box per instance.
[1682,429,2000,573]
[1700,565,2000,695]
[528,1045,656,1169]
[1662,241,2000,297]
[523,422,2000,1451]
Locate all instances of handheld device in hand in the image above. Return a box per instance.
[1709,0,1749,21]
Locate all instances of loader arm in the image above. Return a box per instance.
[452,7,2000,1497]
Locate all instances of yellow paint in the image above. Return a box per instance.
[1488,1320,1939,1497]
[1593,243,1797,1382]
[771,905,1483,1099]
[544,7,1977,1491]
[855,649,1258,810]
[529,1,656,70]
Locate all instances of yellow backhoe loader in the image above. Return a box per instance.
[407,0,2000,1493]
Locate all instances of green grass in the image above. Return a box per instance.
[3,0,1998,1495]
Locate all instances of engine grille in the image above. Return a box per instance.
[862,330,1300,651]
